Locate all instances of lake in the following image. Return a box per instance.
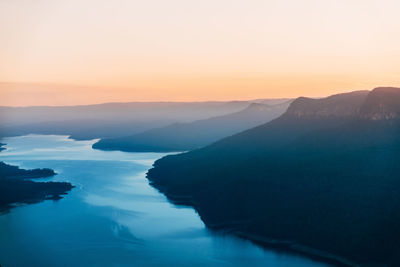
[0,135,329,266]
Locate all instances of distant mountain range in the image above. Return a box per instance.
[147,87,400,266]
[93,100,292,152]
[0,99,290,140]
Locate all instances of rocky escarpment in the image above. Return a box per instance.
[281,87,400,121]
[283,90,369,119]
[358,87,400,120]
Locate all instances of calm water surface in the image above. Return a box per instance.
[0,135,329,267]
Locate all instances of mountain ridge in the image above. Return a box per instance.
[283,90,369,119]
[147,87,400,266]
[358,87,400,120]
[0,99,289,140]
[93,100,292,152]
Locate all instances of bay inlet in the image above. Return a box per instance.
[0,135,329,266]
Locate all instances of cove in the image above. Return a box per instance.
[0,135,329,267]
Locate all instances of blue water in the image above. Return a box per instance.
[0,135,329,266]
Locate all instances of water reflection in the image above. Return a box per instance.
[0,135,329,266]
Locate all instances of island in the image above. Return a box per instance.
[0,160,74,212]
[147,87,400,266]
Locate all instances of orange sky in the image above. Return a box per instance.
[1,0,400,106]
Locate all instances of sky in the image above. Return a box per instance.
[1,0,399,106]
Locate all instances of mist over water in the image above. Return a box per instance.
[0,135,328,266]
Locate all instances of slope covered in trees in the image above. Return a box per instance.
[147,88,400,266]
[93,101,291,152]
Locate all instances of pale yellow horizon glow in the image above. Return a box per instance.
[1,0,400,106]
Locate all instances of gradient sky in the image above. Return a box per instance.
[1,0,399,106]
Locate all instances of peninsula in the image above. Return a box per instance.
[147,87,400,266]
[0,160,74,212]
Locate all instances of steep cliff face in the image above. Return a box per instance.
[358,87,400,120]
[283,90,369,119]
[282,87,400,120]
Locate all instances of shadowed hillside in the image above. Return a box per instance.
[147,87,400,266]
[93,101,292,152]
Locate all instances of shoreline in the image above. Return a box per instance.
[233,231,357,267]
[0,146,74,213]
[147,178,358,267]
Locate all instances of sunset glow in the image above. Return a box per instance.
[1,0,399,106]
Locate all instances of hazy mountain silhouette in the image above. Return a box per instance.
[93,101,292,152]
[147,87,400,266]
[0,100,289,140]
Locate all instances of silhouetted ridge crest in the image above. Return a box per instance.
[358,87,400,120]
[243,103,271,111]
[283,90,369,119]
[92,101,291,152]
